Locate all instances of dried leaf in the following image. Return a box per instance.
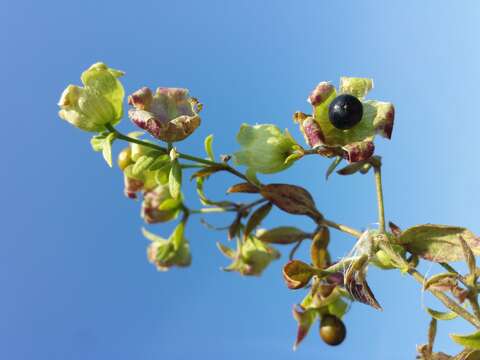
[244,202,273,240]
[260,184,322,221]
[345,276,382,310]
[257,227,310,245]
[283,260,315,289]
[190,165,225,180]
[400,225,480,262]
[292,305,318,351]
[389,221,402,237]
[310,227,330,268]
[227,182,260,194]
[228,214,242,240]
[459,236,477,281]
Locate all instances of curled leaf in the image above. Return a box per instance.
[310,227,330,269]
[204,134,214,161]
[283,260,315,289]
[292,305,319,351]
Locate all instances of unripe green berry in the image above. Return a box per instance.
[118,148,132,171]
[319,315,346,346]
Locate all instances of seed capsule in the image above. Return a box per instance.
[328,94,363,130]
[319,315,346,346]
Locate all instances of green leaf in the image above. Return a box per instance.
[170,222,185,250]
[328,297,349,319]
[325,156,342,180]
[204,134,214,161]
[400,224,480,262]
[284,151,303,165]
[102,132,116,167]
[244,202,273,240]
[90,133,108,152]
[132,155,156,177]
[425,307,458,321]
[142,227,168,243]
[195,177,234,207]
[336,160,368,176]
[157,198,180,212]
[169,160,182,200]
[217,242,235,259]
[149,154,170,170]
[451,331,480,350]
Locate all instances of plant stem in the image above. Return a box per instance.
[106,124,251,184]
[373,165,386,233]
[190,207,235,214]
[379,242,480,328]
[468,293,480,322]
[323,219,362,238]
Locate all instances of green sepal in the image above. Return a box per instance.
[204,134,214,161]
[451,331,480,350]
[169,159,182,200]
[425,308,458,321]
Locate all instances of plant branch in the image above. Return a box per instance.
[373,164,386,233]
[106,124,252,184]
[322,219,362,238]
[379,242,480,328]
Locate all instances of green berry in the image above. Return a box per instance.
[319,315,346,346]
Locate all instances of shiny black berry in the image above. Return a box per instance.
[328,94,363,130]
[319,315,346,346]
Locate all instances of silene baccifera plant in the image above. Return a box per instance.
[59,62,480,359]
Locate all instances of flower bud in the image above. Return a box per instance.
[128,87,201,142]
[117,147,132,171]
[123,172,144,199]
[234,124,300,174]
[218,237,280,276]
[58,63,125,132]
[141,185,180,224]
[145,225,191,271]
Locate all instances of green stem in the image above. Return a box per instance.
[323,219,362,238]
[106,124,251,184]
[190,207,235,214]
[373,165,386,233]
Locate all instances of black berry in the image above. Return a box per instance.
[328,94,363,130]
[319,315,346,346]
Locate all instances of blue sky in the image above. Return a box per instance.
[3,0,480,359]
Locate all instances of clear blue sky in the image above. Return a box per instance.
[3,1,480,359]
